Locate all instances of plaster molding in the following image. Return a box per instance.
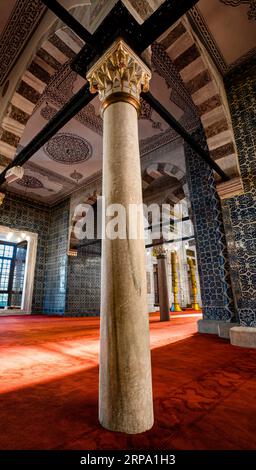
[0,0,46,86]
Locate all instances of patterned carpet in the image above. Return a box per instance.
[0,314,255,450]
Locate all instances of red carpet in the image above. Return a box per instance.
[0,314,255,450]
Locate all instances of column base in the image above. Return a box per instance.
[198,319,231,335]
[218,322,240,339]
[160,311,170,321]
[170,303,182,312]
[191,303,201,311]
[99,417,154,435]
[230,326,256,349]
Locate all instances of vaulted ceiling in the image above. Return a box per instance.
[0,0,255,204]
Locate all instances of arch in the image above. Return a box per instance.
[142,161,188,207]
[0,3,89,169]
[0,2,242,188]
[155,15,241,180]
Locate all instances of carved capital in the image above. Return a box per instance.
[153,245,167,258]
[86,39,151,111]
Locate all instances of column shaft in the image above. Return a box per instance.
[99,100,153,433]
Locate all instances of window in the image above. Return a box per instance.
[0,241,27,309]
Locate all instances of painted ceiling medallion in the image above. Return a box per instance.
[44,133,92,165]
[220,0,256,20]
[17,175,44,189]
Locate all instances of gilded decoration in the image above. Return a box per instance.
[86,39,151,107]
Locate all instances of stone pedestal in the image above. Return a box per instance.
[230,327,256,349]
[198,319,240,340]
[198,319,227,335]
[218,322,239,339]
[157,254,170,322]
[87,39,153,434]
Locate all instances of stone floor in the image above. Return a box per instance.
[0,313,255,450]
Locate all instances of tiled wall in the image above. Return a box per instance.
[0,193,101,316]
[222,57,256,326]
[185,128,236,321]
[0,192,50,313]
[65,254,101,316]
[43,200,70,314]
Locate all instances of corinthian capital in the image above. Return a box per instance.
[86,39,151,110]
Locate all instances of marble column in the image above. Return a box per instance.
[87,39,154,434]
[157,252,170,321]
[170,251,182,312]
[187,257,201,311]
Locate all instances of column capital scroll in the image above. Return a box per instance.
[86,39,151,113]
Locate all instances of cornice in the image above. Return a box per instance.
[0,0,46,86]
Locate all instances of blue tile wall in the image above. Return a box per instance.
[222,56,256,326]
[0,192,50,313]
[185,128,237,321]
[65,241,101,316]
[43,199,70,315]
[65,253,101,317]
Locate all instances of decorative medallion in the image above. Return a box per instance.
[17,175,44,189]
[220,0,256,20]
[44,133,92,165]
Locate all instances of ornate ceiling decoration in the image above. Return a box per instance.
[189,4,256,76]
[38,63,103,135]
[0,0,46,85]
[70,170,83,182]
[44,133,93,165]
[17,175,44,189]
[220,1,256,20]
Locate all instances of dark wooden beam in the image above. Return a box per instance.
[72,0,199,77]
[141,91,230,181]
[40,0,95,47]
[0,0,228,188]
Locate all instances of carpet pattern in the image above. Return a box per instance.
[0,314,255,450]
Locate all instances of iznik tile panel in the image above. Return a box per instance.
[185,128,236,321]
[223,57,256,326]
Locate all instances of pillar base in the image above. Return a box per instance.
[198,319,229,335]
[160,311,170,322]
[230,326,256,349]
[218,322,240,339]
[191,303,201,311]
[170,303,182,312]
[99,416,154,435]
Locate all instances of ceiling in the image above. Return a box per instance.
[0,0,16,36]
[0,0,255,204]
[12,57,191,203]
[188,0,256,74]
